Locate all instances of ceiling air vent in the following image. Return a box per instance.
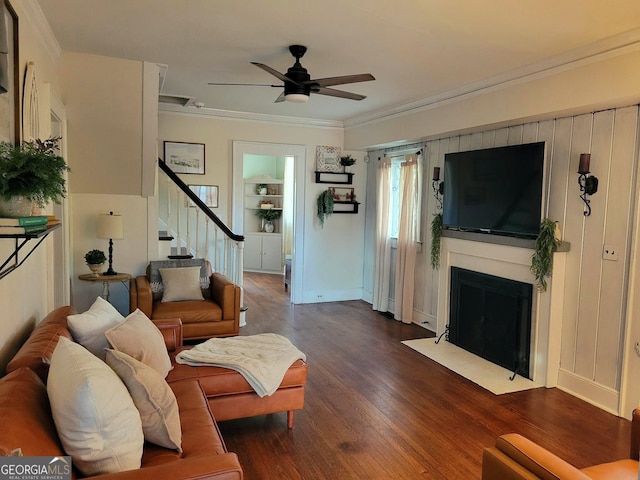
[158,94,195,106]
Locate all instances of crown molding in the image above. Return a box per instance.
[19,0,62,65]
[158,103,343,129]
[344,28,640,129]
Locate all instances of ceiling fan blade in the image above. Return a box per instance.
[251,62,302,86]
[208,82,281,87]
[274,92,286,103]
[315,87,367,101]
[307,73,375,88]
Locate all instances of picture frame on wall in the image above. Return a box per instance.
[0,0,19,144]
[188,185,218,208]
[164,141,205,174]
[315,145,342,172]
[328,187,355,202]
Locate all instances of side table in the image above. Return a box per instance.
[78,272,131,303]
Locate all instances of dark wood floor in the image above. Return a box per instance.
[218,272,631,479]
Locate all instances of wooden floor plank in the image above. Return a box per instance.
[217,272,631,479]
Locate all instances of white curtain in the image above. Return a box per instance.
[282,156,294,257]
[372,158,393,312]
[394,154,421,323]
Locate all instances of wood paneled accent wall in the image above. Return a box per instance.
[368,105,639,412]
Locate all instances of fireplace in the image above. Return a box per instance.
[449,267,533,379]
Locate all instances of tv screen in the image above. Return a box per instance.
[442,142,544,239]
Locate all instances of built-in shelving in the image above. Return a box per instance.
[244,174,284,273]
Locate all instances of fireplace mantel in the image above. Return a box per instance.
[437,236,569,387]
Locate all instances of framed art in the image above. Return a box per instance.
[328,187,355,202]
[164,141,205,174]
[188,185,218,208]
[315,145,342,172]
[0,0,19,144]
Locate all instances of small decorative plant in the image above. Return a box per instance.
[255,209,281,221]
[255,183,267,195]
[431,213,443,270]
[531,218,561,292]
[317,189,334,228]
[0,137,70,207]
[84,249,106,265]
[339,155,356,167]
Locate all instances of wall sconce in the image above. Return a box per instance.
[577,153,598,216]
[432,166,444,210]
[97,211,124,275]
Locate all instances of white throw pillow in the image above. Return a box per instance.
[67,296,124,360]
[105,309,172,378]
[105,349,182,452]
[159,266,204,302]
[47,337,144,476]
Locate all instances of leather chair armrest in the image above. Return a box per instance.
[490,434,589,480]
[132,275,153,317]
[153,318,183,352]
[631,408,640,460]
[210,273,240,322]
[95,453,243,480]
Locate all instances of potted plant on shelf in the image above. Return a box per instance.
[339,155,356,173]
[530,218,561,292]
[255,208,281,233]
[0,137,70,217]
[317,189,334,228]
[255,183,267,195]
[84,249,107,277]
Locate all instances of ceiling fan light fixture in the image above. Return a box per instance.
[285,93,309,103]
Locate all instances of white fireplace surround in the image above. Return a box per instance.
[437,234,568,387]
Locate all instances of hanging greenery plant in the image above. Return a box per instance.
[531,218,561,292]
[316,189,334,228]
[430,213,443,270]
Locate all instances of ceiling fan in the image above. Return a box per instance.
[208,45,375,103]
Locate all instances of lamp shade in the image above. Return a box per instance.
[97,212,124,240]
[285,93,309,103]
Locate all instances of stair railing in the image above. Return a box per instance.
[158,159,246,323]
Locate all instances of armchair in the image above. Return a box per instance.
[482,408,640,479]
[130,259,240,341]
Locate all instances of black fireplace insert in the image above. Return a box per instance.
[449,267,533,379]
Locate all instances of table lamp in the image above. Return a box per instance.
[97,211,123,276]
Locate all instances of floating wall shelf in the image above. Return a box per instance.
[0,223,61,280]
[333,201,360,214]
[315,171,353,184]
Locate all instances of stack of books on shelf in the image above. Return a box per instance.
[0,215,50,234]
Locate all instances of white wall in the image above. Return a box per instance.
[159,111,367,303]
[0,0,64,373]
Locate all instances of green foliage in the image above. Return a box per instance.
[255,183,267,194]
[339,155,356,167]
[0,138,70,207]
[84,249,106,265]
[316,189,334,228]
[531,218,560,292]
[255,208,282,221]
[430,213,443,270]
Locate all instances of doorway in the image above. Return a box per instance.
[232,142,306,304]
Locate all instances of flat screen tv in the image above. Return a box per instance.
[442,142,544,239]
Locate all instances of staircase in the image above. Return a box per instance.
[157,159,246,323]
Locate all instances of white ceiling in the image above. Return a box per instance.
[36,0,640,123]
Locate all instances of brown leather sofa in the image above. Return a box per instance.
[130,260,241,341]
[3,306,243,479]
[482,411,640,479]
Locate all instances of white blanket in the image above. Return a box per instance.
[175,333,306,397]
